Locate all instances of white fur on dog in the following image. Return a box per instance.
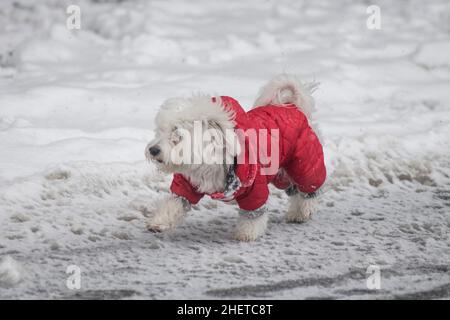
[181,164,228,194]
[253,73,318,120]
[285,193,318,223]
[146,195,187,232]
[156,95,235,129]
[233,213,268,242]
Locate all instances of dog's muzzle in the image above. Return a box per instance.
[146,144,164,164]
[149,145,160,157]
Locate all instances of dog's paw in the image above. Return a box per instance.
[233,214,268,241]
[233,231,259,242]
[285,196,317,223]
[284,209,311,223]
[146,196,188,233]
[146,222,170,233]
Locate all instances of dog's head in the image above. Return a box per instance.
[145,95,240,174]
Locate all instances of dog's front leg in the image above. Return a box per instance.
[147,195,190,232]
[233,208,268,241]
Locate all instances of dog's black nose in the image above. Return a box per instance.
[149,146,160,157]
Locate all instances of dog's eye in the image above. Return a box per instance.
[170,129,182,145]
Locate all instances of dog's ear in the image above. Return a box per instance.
[205,120,225,148]
[206,120,227,134]
[206,119,240,161]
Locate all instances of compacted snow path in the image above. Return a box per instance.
[0,0,449,299]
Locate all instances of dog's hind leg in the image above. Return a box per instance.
[146,195,190,232]
[233,208,268,241]
[284,187,317,223]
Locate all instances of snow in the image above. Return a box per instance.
[415,41,450,68]
[0,256,22,287]
[0,0,449,299]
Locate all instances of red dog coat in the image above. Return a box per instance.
[170,96,326,211]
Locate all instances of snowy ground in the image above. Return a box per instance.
[0,0,449,299]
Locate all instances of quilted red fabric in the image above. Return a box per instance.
[170,96,326,211]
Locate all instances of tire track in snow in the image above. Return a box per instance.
[205,265,450,298]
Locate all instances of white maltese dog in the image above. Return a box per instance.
[145,74,326,241]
